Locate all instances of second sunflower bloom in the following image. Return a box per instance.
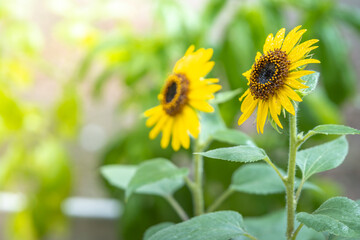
[238,26,320,133]
[145,46,221,151]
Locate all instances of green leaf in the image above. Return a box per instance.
[212,88,242,104]
[144,222,174,240]
[231,163,285,195]
[301,71,320,96]
[328,235,360,240]
[198,105,226,146]
[125,158,188,200]
[241,210,323,240]
[296,136,348,180]
[231,163,318,195]
[212,129,255,146]
[297,197,360,238]
[197,146,267,163]
[100,165,137,190]
[148,211,252,240]
[101,160,188,199]
[311,124,360,136]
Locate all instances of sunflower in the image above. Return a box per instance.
[238,26,320,133]
[144,46,221,151]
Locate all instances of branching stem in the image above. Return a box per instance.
[295,178,306,203]
[291,223,304,240]
[263,156,286,183]
[207,188,234,213]
[165,195,189,221]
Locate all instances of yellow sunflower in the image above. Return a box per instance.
[144,45,221,151]
[238,25,320,133]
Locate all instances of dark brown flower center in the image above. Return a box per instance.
[161,73,189,116]
[250,49,290,100]
[165,82,178,103]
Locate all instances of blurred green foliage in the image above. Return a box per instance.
[0,0,81,239]
[1,0,359,239]
[70,0,360,239]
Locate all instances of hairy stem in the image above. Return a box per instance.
[207,188,234,213]
[165,195,189,221]
[291,223,304,240]
[192,144,205,216]
[296,131,316,149]
[286,112,298,239]
[263,156,286,183]
[295,178,306,203]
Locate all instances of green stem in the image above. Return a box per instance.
[165,195,189,221]
[243,233,258,240]
[295,178,305,203]
[286,112,298,239]
[263,156,286,183]
[206,188,234,213]
[191,143,205,216]
[296,131,316,149]
[291,223,304,240]
[193,153,204,215]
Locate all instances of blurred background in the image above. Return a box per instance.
[0,0,359,239]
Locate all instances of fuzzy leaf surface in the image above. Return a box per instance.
[198,146,266,163]
[144,222,174,240]
[301,71,320,95]
[311,124,360,135]
[296,136,348,180]
[101,163,186,198]
[125,158,188,200]
[297,197,360,238]
[148,211,251,240]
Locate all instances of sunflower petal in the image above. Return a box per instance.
[238,99,258,125]
[206,78,219,83]
[189,84,222,100]
[189,100,214,113]
[269,97,283,129]
[161,117,174,148]
[288,70,315,79]
[257,100,268,134]
[278,93,295,115]
[263,33,274,53]
[290,58,320,70]
[282,26,306,54]
[273,28,286,49]
[255,52,262,61]
[243,69,252,79]
[288,39,319,63]
[183,106,200,138]
[241,93,254,112]
[202,48,214,62]
[149,115,168,139]
[272,96,282,115]
[178,115,190,149]
[286,78,309,89]
[239,89,250,102]
[283,85,302,102]
[171,118,181,151]
[146,109,163,127]
[144,105,162,117]
[185,45,195,56]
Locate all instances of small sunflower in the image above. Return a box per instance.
[238,26,320,133]
[145,45,221,151]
